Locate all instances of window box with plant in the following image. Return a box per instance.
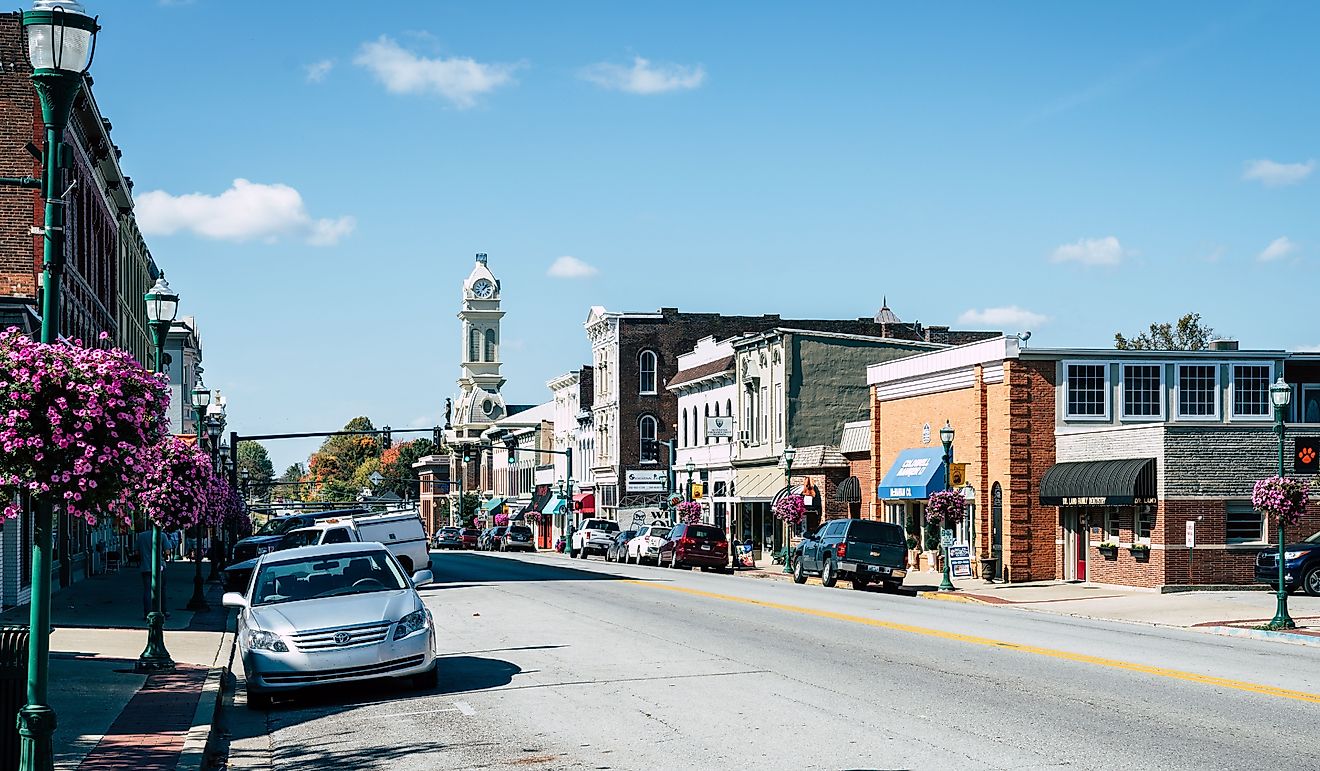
[1098,540,1120,558]
[1129,542,1150,561]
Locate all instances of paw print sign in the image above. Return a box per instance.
[1297,438,1320,473]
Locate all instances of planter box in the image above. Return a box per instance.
[1130,549,1150,562]
[1098,547,1118,560]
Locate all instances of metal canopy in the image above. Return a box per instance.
[1039,458,1156,505]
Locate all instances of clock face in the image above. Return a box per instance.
[472,279,495,299]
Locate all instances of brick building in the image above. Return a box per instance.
[590,302,997,524]
[868,336,1320,588]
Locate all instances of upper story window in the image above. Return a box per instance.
[468,328,481,362]
[681,408,688,447]
[1176,364,1218,419]
[484,329,497,362]
[1122,364,1163,419]
[1231,364,1272,418]
[639,415,659,462]
[1065,363,1109,420]
[639,350,658,394]
[704,404,711,445]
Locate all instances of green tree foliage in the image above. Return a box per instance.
[1115,313,1216,351]
[458,492,481,528]
[376,438,439,500]
[274,462,307,502]
[307,417,383,502]
[237,441,275,486]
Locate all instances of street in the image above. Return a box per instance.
[224,551,1320,771]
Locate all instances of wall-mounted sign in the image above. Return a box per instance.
[921,423,931,445]
[625,470,668,492]
[1185,521,1196,549]
[707,416,734,438]
[949,463,967,488]
[1297,437,1319,473]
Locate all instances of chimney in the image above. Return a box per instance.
[1209,339,1239,351]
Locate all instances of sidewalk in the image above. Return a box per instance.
[0,560,233,771]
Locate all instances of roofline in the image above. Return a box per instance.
[1018,347,1289,359]
[731,327,949,349]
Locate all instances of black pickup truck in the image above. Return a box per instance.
[793,518,908,591]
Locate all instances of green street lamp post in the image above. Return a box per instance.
[939,420,956,592]
[781,445,796,574]
[136,274,178,675]
[16,4,99,770]
[684,460,696,501]
[1268,378,1295,630]
[187,384,213,609]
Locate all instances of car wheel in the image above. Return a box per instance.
[569,548,578,558]
[1304,565,1320,597]
[792,557,808,584]
[246,689,271,710]
[851,575,870,591]
[821,557,838,588]
[413,663,439,690]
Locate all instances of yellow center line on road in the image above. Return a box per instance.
[624,580,1320,705]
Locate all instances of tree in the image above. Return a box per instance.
[376,438,438,500]
[275,463,306,502]
[236,441,275,487]
[305,417,382,501]
[1115,313,1215,351]
[458,491,481,528]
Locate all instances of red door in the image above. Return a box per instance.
[1075,528,1087,581]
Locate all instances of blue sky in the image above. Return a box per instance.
[93,1,1320,470]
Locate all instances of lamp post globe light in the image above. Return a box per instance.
[1269,377,1295,629]
[781,445,796,574]
[939,420,956,592]
[136,273,178,677]
[685,460,696,500]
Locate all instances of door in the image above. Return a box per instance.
[990,483,1004,581]
[1062,508,1087,581]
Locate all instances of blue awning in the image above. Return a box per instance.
[541,496,566,516]
[876,447,947,500]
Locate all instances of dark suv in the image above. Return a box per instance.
[1255,530,1320,596]
[657,524,729,570]
[503,525,536,552]
[793,518,907,591]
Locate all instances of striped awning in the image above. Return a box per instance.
[1039,459,1156,505]
[834,476,862,503]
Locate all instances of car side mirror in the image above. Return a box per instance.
[411,570,435,588]
[221,592,248,609]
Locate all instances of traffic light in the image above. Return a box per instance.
[381,425,392,450]
[461,443,474,464]
[433,427,443,448]
[502,431,518,464]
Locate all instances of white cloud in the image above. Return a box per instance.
[305,59,334,83]
[580,56,706,94]
[1295,344,1320,353]
[957,306,1049,329]
[136,179,355,246]
[1049,236,1128,266]
[1258,236,1296,262]
[1243,159,1315,187]
[547,256,599,278]
[353,35,518,108]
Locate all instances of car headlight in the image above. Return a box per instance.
[394,608,431,640]
[247,630,288,652]
[1284,550,1306,561]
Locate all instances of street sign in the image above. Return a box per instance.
[706,416,734,438]
[690,483,704,500]
[625,470,668,492]
[948,544,972,577]
[1185,521,1196,549]
[949,463,967,488]
[940,529,955,548]
[1297,437,1319,473]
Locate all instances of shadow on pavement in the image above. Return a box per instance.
[435,654,523,694]
[428,552,636,584]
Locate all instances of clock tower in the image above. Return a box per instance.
[453,253,508,442]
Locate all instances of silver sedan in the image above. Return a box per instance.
[223,542,437,708]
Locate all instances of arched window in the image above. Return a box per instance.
[639,350,658,394]
[725,399,733,442]
[681,408,688,447]
[484,328,497,362]
[639,415,659,462]
[704,404,711,445]
[468,328,481,362]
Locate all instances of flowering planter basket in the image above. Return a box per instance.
[1130,548,1150,562]
[1252,476,1311,528]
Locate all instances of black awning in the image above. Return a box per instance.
[834,476,862,503]
[1039,458,1156,505]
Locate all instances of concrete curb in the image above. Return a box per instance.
[917,591,988,605]
[1196,625,1320,648]
[176,664,226,771]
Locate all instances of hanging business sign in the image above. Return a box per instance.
[625,470,668,492]
[1297,437,1319,473]
[948,544,972,578]
[706,416,734,438]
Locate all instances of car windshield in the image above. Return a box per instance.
[646,527,667,538]
[508,526,532,536]
[619,531,637,541]
[281,530,321,548]
[1305,531,1320,544]
[462,529,481,537]
[253,520,283,536]
[848,521,906,545]
[251,551,406,606]
[688,525,724,540]
[585,520,619,532]
[441,528,460,535]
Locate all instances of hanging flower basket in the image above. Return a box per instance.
[675,500,703,524]
[772,493,806,526]
[925,490,966,526]
[136,436,220,531]
[525,510,542,524]
[493,512,509,526]
[1252,476,1311,528]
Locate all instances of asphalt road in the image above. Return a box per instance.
[225,549,1320,771]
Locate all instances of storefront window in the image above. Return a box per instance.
[1136,505,1154,543]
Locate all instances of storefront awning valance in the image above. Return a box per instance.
[541,496,566,516]
[1039,458,1156,505]
[876,447,947,500]
[480,497,507,513]
[834,476,862,503]
[573,492,595,514]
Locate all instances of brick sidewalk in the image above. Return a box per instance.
[76,666,209,771]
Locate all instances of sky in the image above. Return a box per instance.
[87,0,1320,471]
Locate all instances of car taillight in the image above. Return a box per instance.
[835,542,847,559]
[715,541,728,549]
[680,536,696,545]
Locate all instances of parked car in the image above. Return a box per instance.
[1256,530,1320,596]
[793,518,907,591]
[459,528,481,549]
[476,527,495,550]
[605,530,637,562]
[571,518,620,559]
[502,525,536,552]
[626,524,671,565]
[657,524,729,570]
[480,527,508,551]
[231,508,368,563]
[224,542,437,709]
[432,527,462,550]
